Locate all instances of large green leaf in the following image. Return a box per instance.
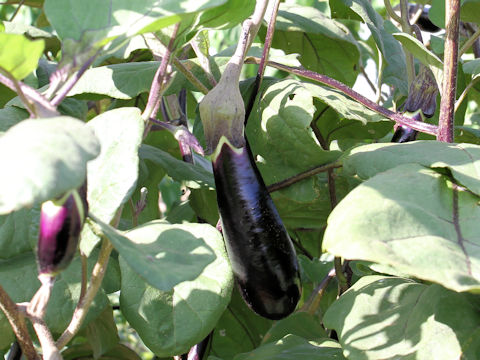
[342,141,480,197]
[139,144,215,189]
[0,33,44,80]
[324,276,480,359]
[464,59,480,77]
[245,79,342,230]
[119,221,233,357]
[68,62,159,100]
[0,117,100,214]
[265,4,360,86]
[234,335,346,360]
[84,307,120,359]
[80,108,143,255]
[97,219,217,291]
[430,0,480,28]
[323,163,480,292]
[3,21,60,55]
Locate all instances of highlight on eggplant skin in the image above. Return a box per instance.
[212,137,301,320]
[37,183,88,276]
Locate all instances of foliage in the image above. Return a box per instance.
[0,0,479,359]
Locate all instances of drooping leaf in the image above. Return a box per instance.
[264,4,360,86]
[324,276,480,359]
[342,141,480,197]
[139,144,215,189]
[0,33,44,80]
[85,306,120,359]
[234,335,346,360]
[323,163,480,292]
[0,117,100,214]
[96,219,217,291]
[80,107,143,255]
[119,221,233,357]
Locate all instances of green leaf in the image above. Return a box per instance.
[3,21,60,55]
[0,117,100,214]
[461,0,480,23]
[324,276,480,359]
[245,79,343,230]
[139,144,215,189]
[85,307,120,359]
[0,208,35,259]
[464,59,480,76]
[210,287,273,360]
[119,222,233,357]
[0,33,44,80]
[0,251,109,336]
[80,108,143,255]
[234,335,346,360]
[342,141,480,197]
[323,163,480,292]
[96,219,218,291]
[62,343,142,360]
[0,106,28,135]
[393,33,443,69]
[44,0,228,42]
[334,0,408,93]
[69,62,159,100]
[265,4,360,86]
[261,312,328,345]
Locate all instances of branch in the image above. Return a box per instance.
[267,161,342,193]
[29,316,62,360]
[245,0,280,122]
[300,268,336,315]
[55,232,114,349]
[245,58,439,136]
[400,0,415,85]
[172,57,209,95]
[0,285,39,360]
[438,0,460,142]
[142,23,180,121]
[459,26,480,57]
[0,71,58,117]
[455,76,480,113]
[50,54,98,107]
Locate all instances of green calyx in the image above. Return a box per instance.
[199,63,246,154]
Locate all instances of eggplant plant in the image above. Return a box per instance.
[0,0,479,360]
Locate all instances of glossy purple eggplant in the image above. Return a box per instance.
[37,183,88,276]
[212,138,301,320]
[391,112,421,143]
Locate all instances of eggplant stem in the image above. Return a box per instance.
[172,57,209,95]
[0,285,40,360]
[334,257,349,295]
[29,315,62,360]
[27,275,55,319]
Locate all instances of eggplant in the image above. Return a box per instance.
[391,112,421,143]
[212,137,301,320]
[37,183,88,276]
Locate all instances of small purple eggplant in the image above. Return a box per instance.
[212,138,301,320]
[37,183,88,276]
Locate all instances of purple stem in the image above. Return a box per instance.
[245,58,439,136]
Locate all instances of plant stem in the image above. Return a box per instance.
[9,0,25,21]
[438,0,460,143]
[0,287,39,360]
[0,69,57,117]
[29,316,62,360]
[400,0,415,86]
[50,54,98,107]
[245,0,280,122]
[455,76,480,113]
[142,23,180,121]
[172,57,209,95]
[384,0,402,23]
[459,27,480,57]
[300,268,336,315]
[334,257,349,294]
[245,57,439,136]
[55,237,114,349]
[267,161,342,193]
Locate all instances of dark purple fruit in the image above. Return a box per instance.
[37,183,88,276]
[212,138,301,320]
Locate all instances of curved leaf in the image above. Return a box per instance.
[0,117,100,214]
[0,33,44,80]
